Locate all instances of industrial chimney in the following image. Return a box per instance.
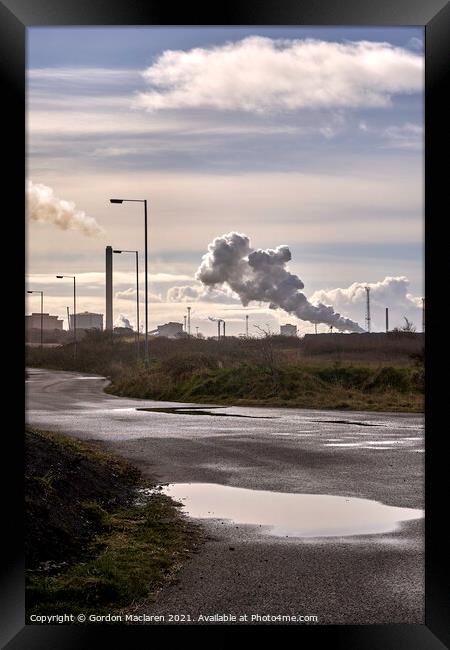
[106,245,113,331]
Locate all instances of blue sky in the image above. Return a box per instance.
[26,27,424,334]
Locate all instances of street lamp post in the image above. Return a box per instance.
[113,249,140,361]
[27,290,44,348]
[110,198,149,368]
[56,275,77,359]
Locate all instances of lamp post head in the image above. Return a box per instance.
[113,250,122,254]
[110,199,123,204]
[56,275,63,279]
[27,290,33,294]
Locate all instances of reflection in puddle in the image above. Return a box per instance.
[162,483,423,538]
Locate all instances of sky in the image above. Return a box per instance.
[26,26,424,335]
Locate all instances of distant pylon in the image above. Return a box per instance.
[365,287,371,333]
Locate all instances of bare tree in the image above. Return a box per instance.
[253,324,280,388]
[401,317,416,332]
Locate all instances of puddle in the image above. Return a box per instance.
[311,419,381,427]
[136,407,276,419]
[162,483,423,538]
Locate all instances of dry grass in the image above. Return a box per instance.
[26,330,424,413]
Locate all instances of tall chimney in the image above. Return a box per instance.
[217,321,221,340]
[222,320,226,338]
[385,307,389,333]
[106,245,113,331]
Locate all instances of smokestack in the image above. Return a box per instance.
[217,321,221,340]
[106,246,113,331]
[245,314,249,337]
[222,321,226,338]
[187,306,191,336]
[365,287,371,333]
[385,307,389,333]
[184,315,187,331]
[422,297,425,332]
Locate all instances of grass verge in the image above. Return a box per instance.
[26,427,201,621]
[26,331,424,412]
[107,363,424,413]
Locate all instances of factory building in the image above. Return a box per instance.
[280,323,298,337]
[25,313,64,331]
[149,322,184,338]
[114,326,134,336]
[70,312,103,331]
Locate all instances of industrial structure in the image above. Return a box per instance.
[280,323,297,337]
[105,245,113,331]
[70,312,103,331]
[114,326,134,336]
[149,322,184,338]
[365,287,371,333]
[25,313,64,331]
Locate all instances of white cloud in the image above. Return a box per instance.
[166,284,239,304]
[406,37,423,51]
[137,37,423,114]
[115,287,162,302]
[26,272,192,287]
[310,276,423,331]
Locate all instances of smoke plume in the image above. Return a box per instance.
[27,180,104,237]
[196,232,364,332]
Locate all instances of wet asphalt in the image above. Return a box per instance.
[26,368,424,624]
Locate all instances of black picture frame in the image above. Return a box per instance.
[3,0,448,647]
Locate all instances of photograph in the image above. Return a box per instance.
[24,24,426,626]
[0,1,446,645]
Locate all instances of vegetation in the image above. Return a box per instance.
[26,330,424,412]
[26,427,200,619]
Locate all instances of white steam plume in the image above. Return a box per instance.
[27,180,104,237]
[196,232,364,332]
[115,313,133,329]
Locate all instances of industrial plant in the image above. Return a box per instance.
[26,240,425,348]
[70,312,103,331]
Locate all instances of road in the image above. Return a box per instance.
[26,368,424,624]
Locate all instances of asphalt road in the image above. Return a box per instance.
[26,368,425,624]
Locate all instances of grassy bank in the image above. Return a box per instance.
[107,362,423,412]
[26,331,424,412]
[26,427,200,620]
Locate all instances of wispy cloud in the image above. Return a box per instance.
[136,37,423,114]
[382,123,423,150]
[115,287,162,302]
